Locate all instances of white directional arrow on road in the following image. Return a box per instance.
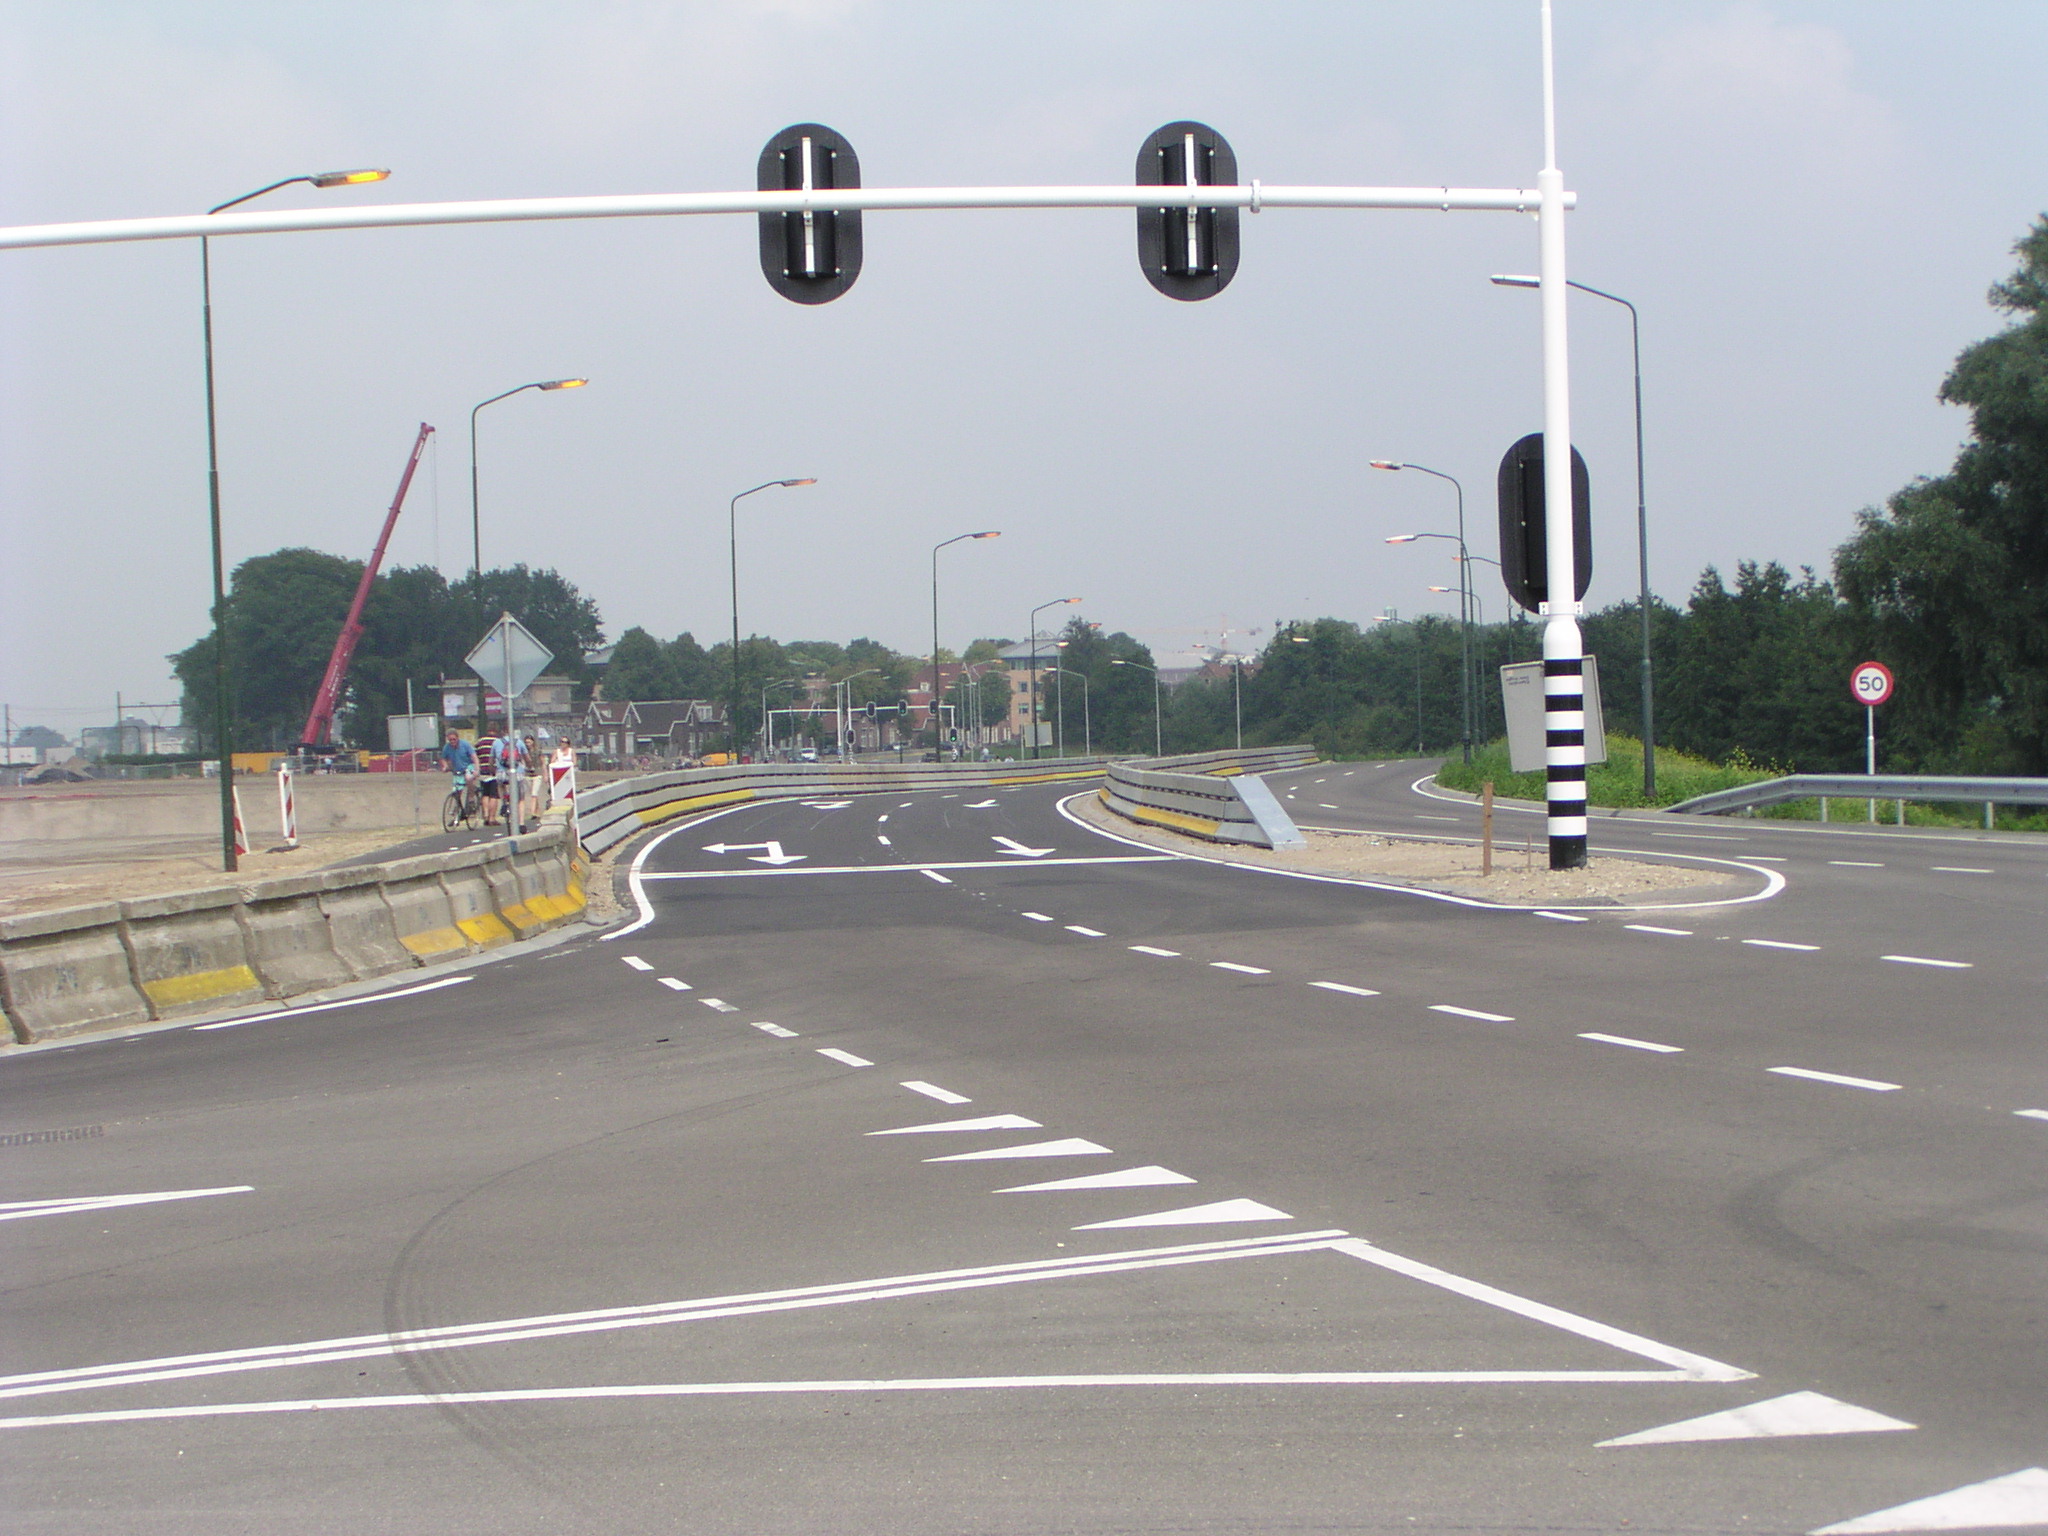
[799,800,851,810]
[991,835,1054,857]
[701,841,806,865]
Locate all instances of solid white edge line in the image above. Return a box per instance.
[1768,1066,1902,1092]
[639,856,1170,880]
[609,799,775,940]
[1578,1032,1683,1054]
[193,975,471,1031]
[0,1186,255,1222]
[1055,795,1787,914]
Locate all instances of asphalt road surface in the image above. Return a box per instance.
[3,767,2045,1534]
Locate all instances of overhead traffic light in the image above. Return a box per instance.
[1135,121,1239,301]
[758,124,862,304]
[1496,433,1592,613]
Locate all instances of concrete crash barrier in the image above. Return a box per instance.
[0,903,152,1041]
[0,818,589,1045]
[1099,747,1316,850]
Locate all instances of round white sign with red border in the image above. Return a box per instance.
[1851,660,1894,707]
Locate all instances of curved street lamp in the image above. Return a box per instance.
[729,478,816,756]
[1109,658,1162,757]
[202,168,389,872]
[1026,597,1081,759]
[932,531,999,751]
[1374,460,1473,763]
[1047,667,1091,757]
[1495,271,1654,794]
[469,378,588,578]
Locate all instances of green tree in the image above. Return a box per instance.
[605,626,683,701]
[1836,214,2048,770]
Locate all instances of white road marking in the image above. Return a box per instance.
[925,1138,1111,1162]
[1535,911,1589,923]
[799,800,851,809]
[998,1166,1194,1193]
[700,998,738,1013]
[752,1023,798,1038]
[0,1186,254,1224]
[1210,961,1270,975]
[1076,1198,1291,1230]
[1811,1466,2048,1535]
[1128,945,1181,957]
[1579,1032,1683,1054]
[1653,832,1746,842]
[1310,981,1380,997]
[900,1081,971,1104]
[1624,924,1692,936]
[621,956,654,971]
[1599,1390,1913,1447]
[899,802,914,808]
[965,799,998,808]
[992,835,1054,857]
[0,1227,1753,1422]
[658,977,691,991]
[1319,803,1339,809]
[1769,1066,1901,1092]
[1743,938,1820,951]
[1430,1005,1515,1023]
[2015,1109,2048,1122]
[642,857,1174,881]
[816,1048,872,1068]
[193,975,471,1031]
[1880,954,1971,969]
[1021,912,1054,922]
[920,870,953,884]
[1314,778,1327,783]
[1829,860,1885,868]
[1932,866,1993,874]
[876,835,892,846]
[1743,855,1788,862]
[877,814,889,822]
[1415,814,1460,822]
[869,1114,1041,1135]
[1065,925,1106,938]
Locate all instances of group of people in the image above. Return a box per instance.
[440,727,544,830]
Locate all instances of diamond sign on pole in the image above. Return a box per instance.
[466,613,554,836]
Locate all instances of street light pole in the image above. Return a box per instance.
[202,168,388,873]
[931,530,999,754]
[469,377,588,579]
[1493,270,1653,796]
[760,677,800,757]
[1026,597,1081,760]
[1109,658,1162,757]
[728,478,816,760]
[1375,462,1472,764]
[1049,667,1090,755]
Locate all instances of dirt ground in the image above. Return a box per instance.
[1069,792,1744,906]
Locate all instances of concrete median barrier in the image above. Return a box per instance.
[317,869,416,981]
[119,887,267,1019]
[0,903,151,1041]
[1100,747,1314,849]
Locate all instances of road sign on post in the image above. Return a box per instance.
[1135,121,1239,301]
[1497,433,1592,613]
[758,123,862,304]
[1852,661,1894,820]
[467,613,554,837]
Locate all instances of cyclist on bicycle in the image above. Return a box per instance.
[441,729,478,794]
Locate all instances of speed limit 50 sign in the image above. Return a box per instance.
[1851,660,1894,707]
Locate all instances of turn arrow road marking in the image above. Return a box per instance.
[991,836,1054,857]
[701,841,806,865]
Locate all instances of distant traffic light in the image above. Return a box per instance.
[1135,122,1239,301]
[758,124,862,304]
[1496,433,1591,613]
[865,700,877,720]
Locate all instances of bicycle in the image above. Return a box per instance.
[441,774,482,832]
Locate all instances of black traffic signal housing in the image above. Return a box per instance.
[1497,433,1592,613]
[865,701,877,720]
[758,124,862,303]
[1136,122,1239,301]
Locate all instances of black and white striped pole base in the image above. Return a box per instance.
[1542,618,1589,869]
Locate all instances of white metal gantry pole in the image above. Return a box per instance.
[1536,0,1588,870]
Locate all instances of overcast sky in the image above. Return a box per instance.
[3,1,2044,737]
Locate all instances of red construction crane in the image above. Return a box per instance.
[297,423,435,751]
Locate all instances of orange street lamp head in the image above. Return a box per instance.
[1385,534,1420,544]
[310,168,390,187]
[781,477,818,487]
[539,377,588,391]
[1369,460,1403,471]
[973,530,1000,539]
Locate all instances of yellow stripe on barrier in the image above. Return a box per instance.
[989,768,1107,786]
[634,787,756,826]
[1110,798,1223,838]
[140,964,261,1010]
[400,926,470,959]
[455,913,515,948]
[497,900,550,937]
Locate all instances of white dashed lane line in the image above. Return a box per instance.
[921,870,953,884]
[1829,860,1884,868]
[1881,954,1972,969]
[1743,938,1820,952]
[1430,1005,1516,1023]
[1536,911,1589,923]
[1021,912,1054,923]
[621,956,654,972]
[701,998,738,1013]
[1129,945,1181,957]
[1933,866,1993,874]
[752,1022,798,1038]
[658,976,691,991]
[1210,962,1271,975]
[1769,1066,1901,1093]
[2018,1110,2048,1123]
[818,1048,874,1068]
[1624,924,1692,937]
[901,1081,971,1104]
[1065,925,1107,938]
[1310,981,1379,997]
[876,835,892,846]
[1580,1032,1684,1054]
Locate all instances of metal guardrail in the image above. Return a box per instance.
[1100,746,1316,849]
[1669,773,2048,819]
